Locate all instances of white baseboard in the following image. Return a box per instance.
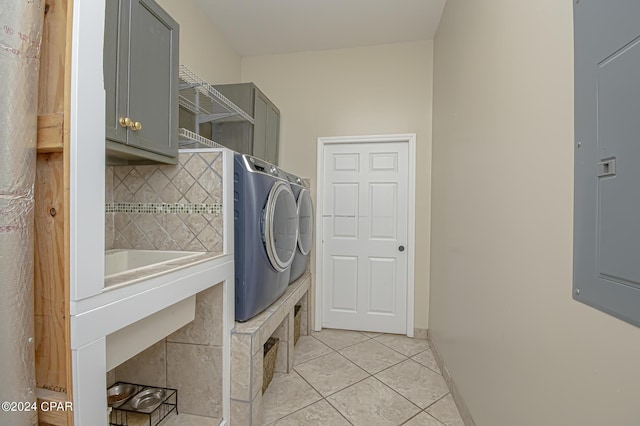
[413,328,428,340]
[427,330,476,426]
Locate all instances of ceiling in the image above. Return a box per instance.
[192,0,447,56]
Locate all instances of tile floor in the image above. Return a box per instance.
[262,329,465,426]
[162,412,220,425]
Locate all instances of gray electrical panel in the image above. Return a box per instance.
[574,1,640,327]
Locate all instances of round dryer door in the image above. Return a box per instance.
[263,181,298,272]
[296,188,314,255]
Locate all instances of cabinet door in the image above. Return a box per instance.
[265,105,279,165]
[214,84,255,117]
[104,0,129,144]
[253,93,268,161]
[127,0,178,158]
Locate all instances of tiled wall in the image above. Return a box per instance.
[105,150,224,252]
[109,284,224,419]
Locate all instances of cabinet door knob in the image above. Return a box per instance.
[119,117,132,128]
[131,121,142,131]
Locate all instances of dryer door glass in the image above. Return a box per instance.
[297,188,314,256]
[264,181,298,272]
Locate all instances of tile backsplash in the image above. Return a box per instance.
[106,150,224,252]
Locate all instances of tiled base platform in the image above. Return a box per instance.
[230,273,311,425]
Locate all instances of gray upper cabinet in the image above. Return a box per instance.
[104,0,179,164]
[573,1,640,327]
[213,83,280,165]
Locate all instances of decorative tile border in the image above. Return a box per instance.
[105,150,224,252]
[106,202,222,215]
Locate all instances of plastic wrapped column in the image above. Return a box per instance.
[0,1,44,425]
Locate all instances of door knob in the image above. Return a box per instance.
[399,245,405,252]
[130,121,142,131]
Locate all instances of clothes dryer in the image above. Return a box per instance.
[234,154,298,321]
[284,172,314,284]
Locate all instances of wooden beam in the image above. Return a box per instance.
[36,388,70,426]
[62,1,74,424]
[39,0,69,115]
[35,0,74,424]
[37,114,64,153]
[34,152,66,393]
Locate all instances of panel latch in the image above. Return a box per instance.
[597,157,616,177]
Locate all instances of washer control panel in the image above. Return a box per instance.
[245,155,281,177]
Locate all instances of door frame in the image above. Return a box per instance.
[315,134,417,337]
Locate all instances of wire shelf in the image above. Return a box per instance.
[179,65,254,125]
[178,128,226,150]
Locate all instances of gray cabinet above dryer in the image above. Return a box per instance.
[212,83,281,165]
[104,0,179,164]
[573,0,640,328]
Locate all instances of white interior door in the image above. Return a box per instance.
[321,141,409,334]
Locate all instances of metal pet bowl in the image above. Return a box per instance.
[107,383,137,407]
[128,388,166,412]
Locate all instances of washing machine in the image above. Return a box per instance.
[234,154,299,321]
[284,172,314,284]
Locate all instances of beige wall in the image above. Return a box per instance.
[241,41,434,329]
[431,1,640,425]
[156,0,241,83]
